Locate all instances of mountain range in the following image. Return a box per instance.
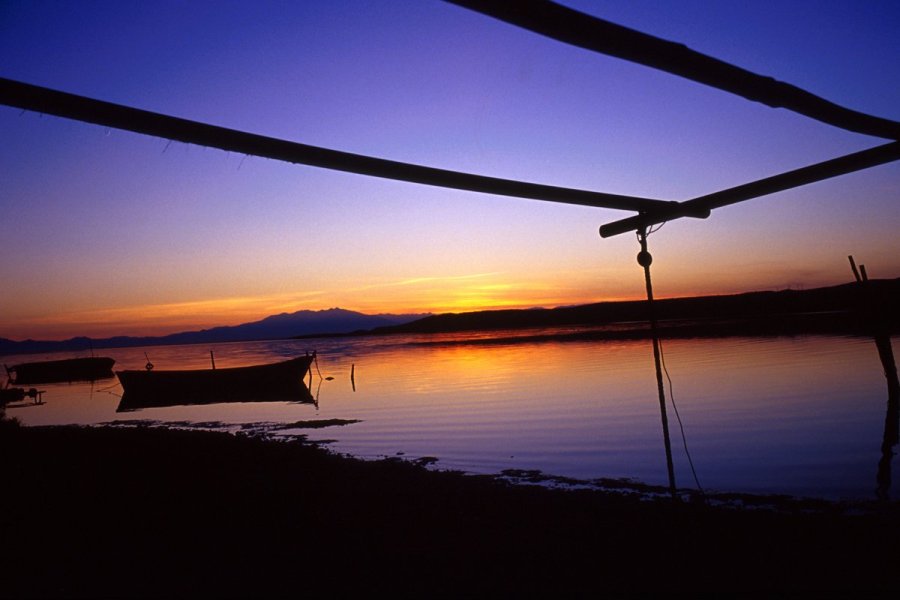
[0,308,430,356]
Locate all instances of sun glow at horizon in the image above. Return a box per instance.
[2,267,867,341]
[1,272,620,340]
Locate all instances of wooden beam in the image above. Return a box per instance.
[599,141,900,237]
[447,0,900,141]
[0,77,671,213]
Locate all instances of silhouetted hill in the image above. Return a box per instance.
[154,308,428,345]
[367,279,900,336]
[4,280,897,357]
[0,308,429,356]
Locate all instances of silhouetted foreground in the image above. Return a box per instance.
[2,421,898,596]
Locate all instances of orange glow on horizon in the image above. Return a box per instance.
[3,272,622,340]
[1,263,879,342]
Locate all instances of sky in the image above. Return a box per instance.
[1,0,898,340]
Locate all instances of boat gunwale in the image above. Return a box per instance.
[115,354,314,378]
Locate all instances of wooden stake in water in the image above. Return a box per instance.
[210,350,216,370]
[637,227,677,499]
[849,256,899,500]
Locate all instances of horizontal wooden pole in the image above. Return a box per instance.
[448,0,900,141]
[0,77,672,213]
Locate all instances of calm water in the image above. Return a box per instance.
[5,330,897,501]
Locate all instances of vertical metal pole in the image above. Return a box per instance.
[637,227,677,499]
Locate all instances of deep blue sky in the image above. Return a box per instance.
[1,1,898,339]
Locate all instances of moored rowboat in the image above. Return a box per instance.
[6,357,115,384]
[115,353,316,411]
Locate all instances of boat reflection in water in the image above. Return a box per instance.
[115,353,317,412]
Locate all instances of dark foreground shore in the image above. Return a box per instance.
[2,420,899,597]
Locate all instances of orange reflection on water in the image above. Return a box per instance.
[7,332,896,499]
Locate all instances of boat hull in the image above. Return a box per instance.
[7,357,115,384]
[115,354,315,411]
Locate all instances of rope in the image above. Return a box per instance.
[314,352,323,380]
[637,225,704,497]
[94,381,122,393]
[646,221,666,235]
[658,338,705,495]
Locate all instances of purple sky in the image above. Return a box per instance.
[1,1,898,339]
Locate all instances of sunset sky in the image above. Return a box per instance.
[2,1,898,340]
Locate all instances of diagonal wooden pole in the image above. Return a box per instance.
[447,0,900,140]
[0,77,672,214]
[636,226,677,499]
[600,141,900,237]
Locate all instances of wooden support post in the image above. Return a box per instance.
[848,257,899,499]
[876,335,900,501]
[637,227,677,499]
[848,255,862,283]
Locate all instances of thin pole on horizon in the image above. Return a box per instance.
[636,226,677,499]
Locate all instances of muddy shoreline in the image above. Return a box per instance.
[2,420,899,596]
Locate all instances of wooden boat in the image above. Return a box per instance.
[115,353,316,412]
[5,356,115,384]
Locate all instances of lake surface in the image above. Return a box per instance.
[5,330,897,501]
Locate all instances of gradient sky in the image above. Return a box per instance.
[1,1,898,340]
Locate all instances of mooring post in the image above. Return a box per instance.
[848,255,862,283]
[849,257,900,499]
[637,227,678,499]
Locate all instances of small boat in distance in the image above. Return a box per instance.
[5,356,115,385]
[1,386,44,406]
[115,353,316,412]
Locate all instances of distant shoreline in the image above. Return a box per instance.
[3,278,898,357]
[297,310,895,347]
[355,279,900,337]
[295,278,900,346]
